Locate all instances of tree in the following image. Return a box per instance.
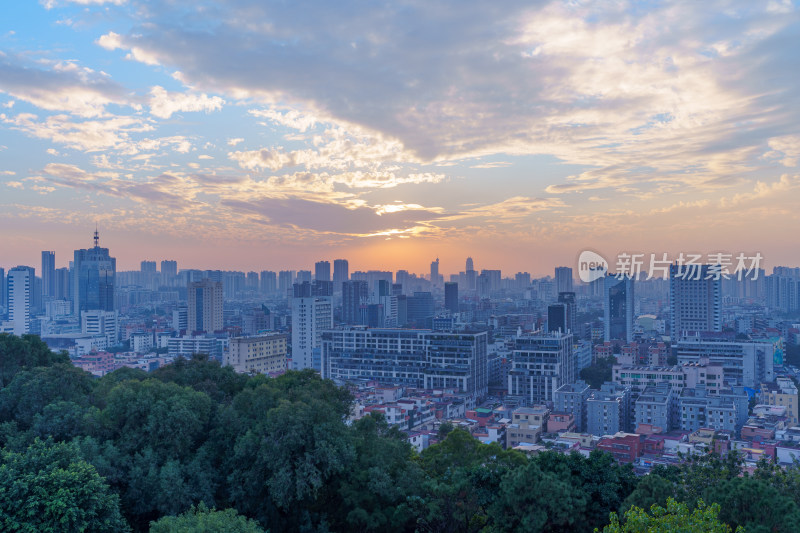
[148,503,264,533]
[580,356,615,389]
[0,438,129,532]
[703,475,800,533]
[599,498,738,533]
[0,333,70,387]
[488,461,587,532]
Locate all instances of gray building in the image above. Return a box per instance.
[676,335,775,387]
[677,385,749,434]
[669,263,721,335]
[587,383,632,436]
[73,230,116,315]
[604,274,634,343]
[554,380,591,432]
[508,332,575,406]
[321,327,488,399]
[634,383,674,432]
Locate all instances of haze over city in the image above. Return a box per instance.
[2,1,800,273]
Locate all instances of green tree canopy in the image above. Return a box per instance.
[0,333,69,387]
[148,503,264,533]
[599,498,738,533]
[0,438,129,532]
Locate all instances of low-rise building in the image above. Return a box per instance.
[224,333,288,375]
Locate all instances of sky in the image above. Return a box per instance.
[1,0,799,276]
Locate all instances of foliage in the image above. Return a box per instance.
[599,498,738,533]
[148,503,264,533]
[0,333,70,387]
[0,438,130,532]
[580,355,615,389]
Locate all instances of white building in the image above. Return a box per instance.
[7,267,31,335]
[224,333,287,375]
[676,335,775,388]
[81,309,119,346]
[291,296,332,370]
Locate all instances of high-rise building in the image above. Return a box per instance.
[314,261,331,282]
[278,270,295,292]
[41,251,55,300]
[0,267,5,310]
[321,328,488,398]
[555,266,573,294]
[81,309,119,346]
[466,257,474,272]
[55,267,71,300]
[604,275,634,342]
[430,258,441,289]
[260,270,277,294]
[73,230,116,315]
[669,264,721,336]
[342,280,368,324]
[161,260,178,279]
[508,332,575,406]
[291,296,332,370]
[187,279,224,334]
[140,260,157,273]
[333,259,349,291]
[444,282,459,315]
[296,270,312,284]
[7,267,31,335]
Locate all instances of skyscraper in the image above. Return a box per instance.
[466,257,474,272]
[669,264,722,336]
[73,230,116,315]
[604,274,634,342]
[333,259,349,291]
[7,267,31,335]
[278,270,295,292]
[314,260,331,282]
[187,279,224,334]
[260,270,277,294]
[161,260,178,285]
[555,266,573,294]
[0,267,5,310]
[342,280,368,324]
[444,281,459,315]
[140,260,157,272]
[41,251,55,300]
[430,258,441,289]
[291,296,332,370]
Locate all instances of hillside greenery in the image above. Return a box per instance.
[3,332,800,532]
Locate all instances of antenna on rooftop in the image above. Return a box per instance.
[94,224,99,247]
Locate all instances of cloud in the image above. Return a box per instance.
[765,135,800,167]
[148,86,225,119]
[0,53,129,117]
[227,138,244,146]
[43,0,125,8]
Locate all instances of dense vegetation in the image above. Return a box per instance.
[2,332,800,532]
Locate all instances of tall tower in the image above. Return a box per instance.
[291,295,332,370]
[41,251,55,300]
[7,267,31,335]
[669,264,722,337]
[314,260,331,282]
[466,257,474,272]
[445,282,459,315]
[187,279,224,334]
[73,230,116,315]
[604,274,634,343]
[555,266,574,294]
[430,258,440,289]
[342,280,368,324]
[333,259,349,292]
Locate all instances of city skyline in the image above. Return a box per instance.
[2,2,800,272]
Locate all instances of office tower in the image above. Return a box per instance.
[81,309,119,346]
[314,260,331,282]
[0,267,5,310]
[54,267,70,300]
[548,303,568,334]
[321,328,488,398]
[558,291,576,333]
[41,251,55,299]
[73,230,116,315]
[444,282,459,314]
[430,258,440,289]
[7,267,31,335]
[161,260,178,279]
[669,264,722,336]
[342,280,368,324]
[291,296,332,370]
[555,266,573,294]
[407,292,434,323]
[604,274,634,342]
[260,270,277,294]
[464,258,477,292]
[508,332,575,406]
[187,279,224,334]
[333,259,349,291]
[466,257,474,272]
[278,270,295,292]
[296,270,312,284]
